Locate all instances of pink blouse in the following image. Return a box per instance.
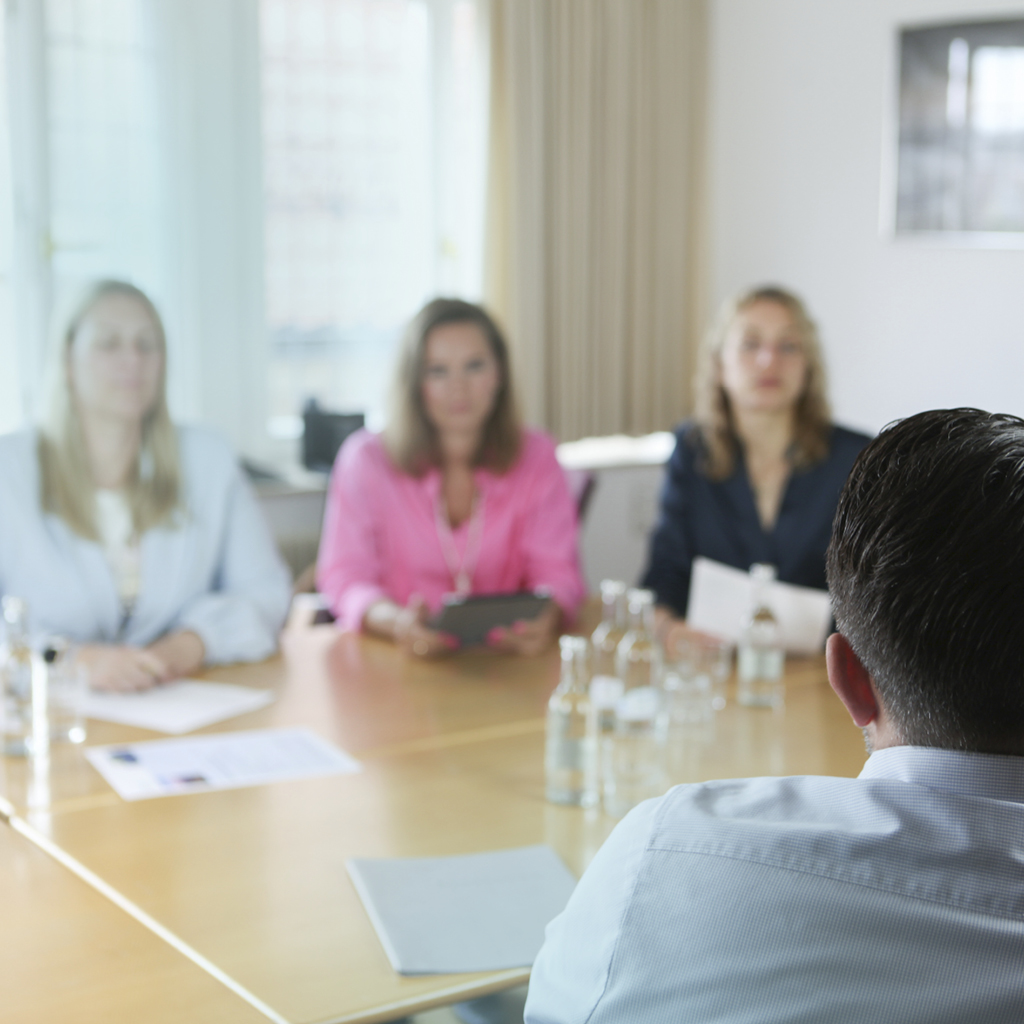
[316,429,587,631]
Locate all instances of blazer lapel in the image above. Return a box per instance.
[715,458,775,566]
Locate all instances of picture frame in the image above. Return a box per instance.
[886,16,1024,247]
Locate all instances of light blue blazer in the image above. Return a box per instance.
[0,426,292,664]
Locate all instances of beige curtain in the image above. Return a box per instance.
[485,0,708,441]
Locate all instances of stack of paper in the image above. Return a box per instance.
[82,679,275,734]
[347,845,578,974]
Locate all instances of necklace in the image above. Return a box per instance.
[434,490,486,596]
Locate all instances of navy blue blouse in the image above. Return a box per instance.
[641,422,871,616]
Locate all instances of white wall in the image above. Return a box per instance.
[707,0,1024,435]
[578,465,664,591]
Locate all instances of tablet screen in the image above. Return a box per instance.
[431,592,552,647]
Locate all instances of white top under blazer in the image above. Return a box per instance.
[0,426,292,665]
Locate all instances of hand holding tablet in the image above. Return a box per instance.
[430,592,554,649]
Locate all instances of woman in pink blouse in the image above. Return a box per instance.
[317,298,585,657]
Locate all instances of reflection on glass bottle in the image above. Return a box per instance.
[602,589,667,818]
[588,580,627,774]
[615,588,662,694]
[545,636,597,807]
[737,563,785,709]
[43,639,87,745]
[591,579,628,680]
[2,596,35,756]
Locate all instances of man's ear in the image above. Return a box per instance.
[826,633,879,728]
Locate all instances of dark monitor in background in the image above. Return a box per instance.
[302,400,365,473]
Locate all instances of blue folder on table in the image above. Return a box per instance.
[346,844,578,975]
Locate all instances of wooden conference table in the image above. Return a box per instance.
[0,625,868,1024]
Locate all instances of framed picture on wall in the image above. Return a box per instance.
[890,16,1024,245]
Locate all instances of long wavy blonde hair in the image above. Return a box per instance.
[692,285,832,480]
[383,298,522,475]
[38,280,181,540]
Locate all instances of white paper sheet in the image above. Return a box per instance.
[687,556,832,655]
[85,727,362,801]
[347,845,578,975]
[82,680,275,734]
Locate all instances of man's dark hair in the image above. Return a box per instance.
[827,408,1024,753]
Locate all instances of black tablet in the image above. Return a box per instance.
[430,591,552,647]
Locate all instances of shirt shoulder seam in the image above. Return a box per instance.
[580,805,665,1023]
[648,842,1024,922]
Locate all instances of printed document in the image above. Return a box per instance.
[687,556,832,654]
[86,727,361,801]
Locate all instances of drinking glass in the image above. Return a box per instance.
[43,639,87,744]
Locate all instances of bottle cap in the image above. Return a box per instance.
[626,588,655,612]
[1,595,27,625]
[559,635,588,657]
[615,686,660,722]
[590,675,624,708]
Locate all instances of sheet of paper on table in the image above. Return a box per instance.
[82,680,275,734]
[687,556,832,655]
[86,727,362,801]
[347,845,578,975]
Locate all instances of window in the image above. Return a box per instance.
[896,18,1024,238]
[260,0,488,439]
[46,0,165,302]
[0,11,18,432]
[3,0,167,429]
[1,0,487,459]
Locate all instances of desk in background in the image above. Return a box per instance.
[254,477,328,580]
[1,626,866,1024]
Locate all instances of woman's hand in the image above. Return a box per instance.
[659,613,724,662]
[77,644,170,692]
[394,595,460,658]
[487,601,561,657]
[147,630,205,679]
[365,595,459,657]
[77,631,204,692]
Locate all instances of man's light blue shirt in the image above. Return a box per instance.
[525,746,1024,1023]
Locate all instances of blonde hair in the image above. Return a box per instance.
[383,298,522,475]
[38,280,181,540]
[692,285,832,480]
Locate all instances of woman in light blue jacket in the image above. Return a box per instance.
[0,280,291,690]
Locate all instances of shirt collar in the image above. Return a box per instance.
[859,745,1024,804]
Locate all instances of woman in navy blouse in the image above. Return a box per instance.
[642,285,870,626]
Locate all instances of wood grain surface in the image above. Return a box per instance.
[0,820,271,1024]
[2,621,867,1023]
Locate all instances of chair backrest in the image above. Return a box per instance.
[562,467,597,523]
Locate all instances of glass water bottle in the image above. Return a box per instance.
[589,579,627,730]
[591,580,628,678]
[737,563,785,709]
[545,635,598,807]
[615,588,662,694]
[603,589,668,817]
[2,596,36,756]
